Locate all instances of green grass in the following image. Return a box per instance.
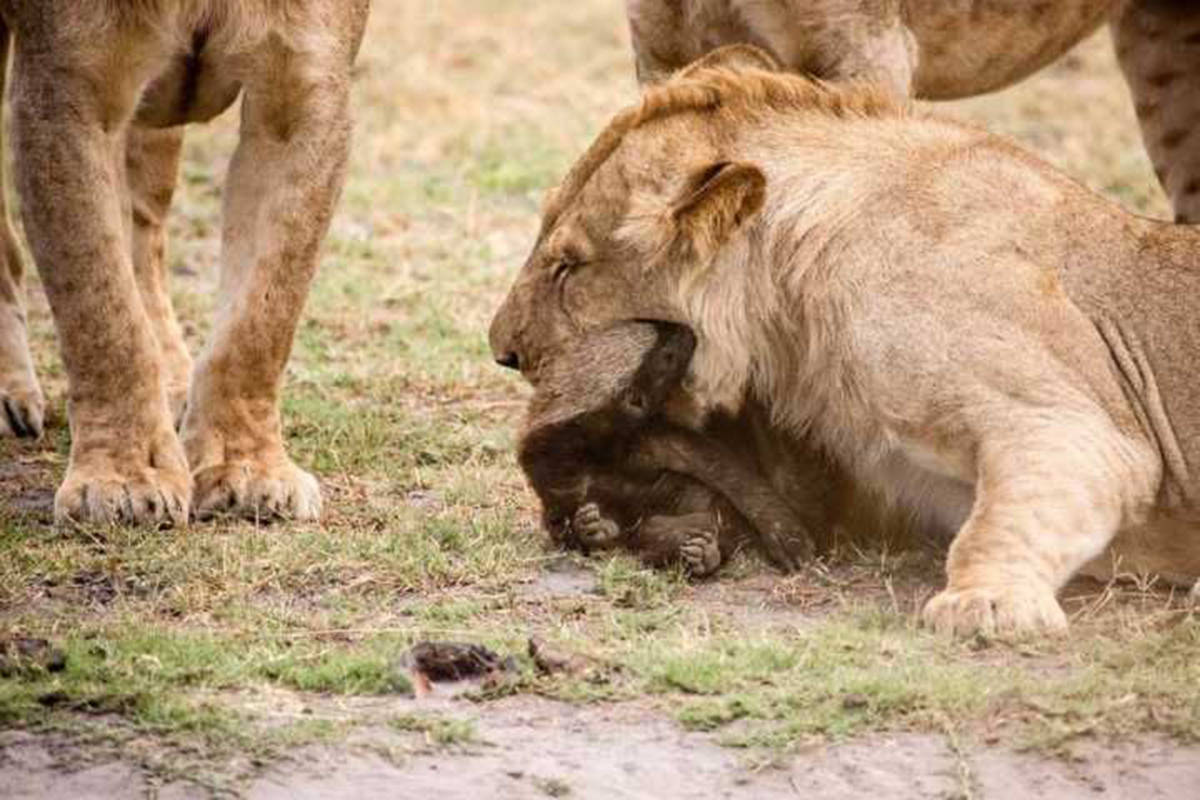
[389,712,482,748]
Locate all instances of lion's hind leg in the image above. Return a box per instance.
[126,126,192,426]
[0,19,43,439]
[922,409,1160,637]
[1113,2,1200,223]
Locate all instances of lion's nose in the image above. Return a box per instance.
[495,352,520,370]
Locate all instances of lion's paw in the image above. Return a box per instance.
[922,582,1066,637]
[573,502,621,548]
[192,456,321,522]
[679,527,721,577]
[0,304,44,438]
[0,382,44,439]
[55,444,190,527]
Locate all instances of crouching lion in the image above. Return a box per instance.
[519,319,824,575]
[489,46,1200,636]
[627,0,1200,223]
[0,1,369,524]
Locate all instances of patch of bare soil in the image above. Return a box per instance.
[5,699,1198,799]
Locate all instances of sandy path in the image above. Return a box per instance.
[6,696,1198,799]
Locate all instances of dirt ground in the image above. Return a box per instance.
[6,708,1199,800]
[1,1,1196,798]
[4,556,1197,798]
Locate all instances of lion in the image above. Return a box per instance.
[519,319,822,575]
[489,46,1200,635]
[626,0,1200,224]
[0,1,369,525]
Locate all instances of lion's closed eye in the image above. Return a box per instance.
[552,249,587,284]
[553,258,575,283]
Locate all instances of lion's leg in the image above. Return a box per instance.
[0,20,44,438]
[181,48,353,521]
[8,47,189,525]
[1112,2,1200,223]
[126,126,191,425]
[739,1,917,96]
[922,414,1159,636]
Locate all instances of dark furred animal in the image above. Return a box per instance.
[518,320,820,575]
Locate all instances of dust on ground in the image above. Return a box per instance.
[5,700,1198,799]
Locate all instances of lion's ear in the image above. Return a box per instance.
[671,162,766,259]
[674,44,781,81]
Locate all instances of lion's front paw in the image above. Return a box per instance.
[573,502,621,549]
[922,582,1066,637]
[55,439,190,527]
[192,455,321,522]
[679,527,721,577]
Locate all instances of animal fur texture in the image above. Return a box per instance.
[0,0,369,524]
[518,320,820,575]
[626,0,1200,224]
[489,46,1200,635]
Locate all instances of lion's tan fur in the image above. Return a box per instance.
[626,1,1200,223]
[490,49,1200,634]
[0,0,369,524]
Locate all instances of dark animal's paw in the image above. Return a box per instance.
[679,528,721,576]
[573,502,621,548]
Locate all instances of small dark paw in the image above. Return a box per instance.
[679,528,721,577]
[573,502,621,548]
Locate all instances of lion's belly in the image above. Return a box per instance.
[136,53,244,128]
[905,0,1119,99]
[130,3,281,128]
[862,437,975,543]
[1082,511,1200,587]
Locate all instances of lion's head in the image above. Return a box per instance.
[487,48,785,379]
[489,45,899,412]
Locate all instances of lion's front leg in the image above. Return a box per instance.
[182,49,354,522]
[922,414,1160,637]
[9,53,190,526]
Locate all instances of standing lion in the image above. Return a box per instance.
[489,47,1200,636]
[627,0,1200,223]
[0,1,369,525]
